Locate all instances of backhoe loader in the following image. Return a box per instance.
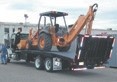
[17,3,98,51]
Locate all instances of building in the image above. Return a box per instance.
[0,22,37,45]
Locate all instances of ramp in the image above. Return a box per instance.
[76,34,115,66]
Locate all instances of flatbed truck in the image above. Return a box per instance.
[7,34,115,72]
[7,3,115,72]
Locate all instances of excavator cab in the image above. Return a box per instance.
[38,11,68,35]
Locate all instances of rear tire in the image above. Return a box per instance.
[45,58,53,72]
[38,33,52,51]
[57,44,71,52]
[86,65,94,69]
[35,56,44,70]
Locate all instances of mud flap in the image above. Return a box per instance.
[53,57,62,71]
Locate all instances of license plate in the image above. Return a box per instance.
[79,62,84,65]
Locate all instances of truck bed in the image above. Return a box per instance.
[15,35,114,63]
[15,39,77,60]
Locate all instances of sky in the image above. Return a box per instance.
[0,0,117,30]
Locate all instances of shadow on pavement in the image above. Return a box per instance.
[10,60,34,68]
[9,60,102,77]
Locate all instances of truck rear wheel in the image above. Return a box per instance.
[45,58,53,72]
[86,65,94,69]
[38,33,52,51]
[57,44,71,52]
[35,56,44,70]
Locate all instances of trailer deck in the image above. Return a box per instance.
[15,40,77,60]
[15,35,115,63]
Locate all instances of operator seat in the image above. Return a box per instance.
[55,24,59,33]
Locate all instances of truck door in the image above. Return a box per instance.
[10,33,16,49]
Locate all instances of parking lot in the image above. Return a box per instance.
[0,61,117,82]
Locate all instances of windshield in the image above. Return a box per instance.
[39,16,67,28]
[55,17,67,28]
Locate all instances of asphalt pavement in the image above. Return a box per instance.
[0,61,117,82]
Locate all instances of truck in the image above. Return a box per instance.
[7,3,115,72]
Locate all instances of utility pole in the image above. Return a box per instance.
[24,14,28,27]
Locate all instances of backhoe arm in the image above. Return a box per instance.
[64,3,98,44]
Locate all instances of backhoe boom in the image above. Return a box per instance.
[63,3,98,45]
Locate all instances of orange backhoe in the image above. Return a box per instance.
[17,3,98,51]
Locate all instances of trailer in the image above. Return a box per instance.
[7,34,115,72]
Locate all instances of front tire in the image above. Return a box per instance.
[38,33,52,51]
[35,56,44,70]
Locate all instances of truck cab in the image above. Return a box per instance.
[10,33,28,50]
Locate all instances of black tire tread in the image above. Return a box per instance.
[45,58,53,72]
[38,33,52,51]
[35,56,44,70]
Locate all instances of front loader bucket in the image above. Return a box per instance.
[76,34,115,67]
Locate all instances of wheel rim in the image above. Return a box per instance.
[39,37,45,49]
[45,59,51,70]
[35,58,40,68]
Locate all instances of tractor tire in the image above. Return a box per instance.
[35,56,44,70]
[38,33,52,51]
[57,44,71,52]
[45,58,53,72]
